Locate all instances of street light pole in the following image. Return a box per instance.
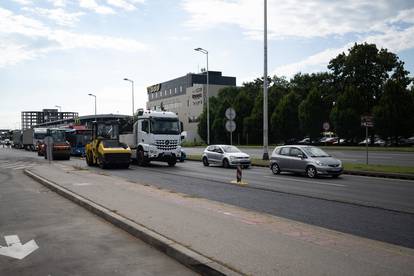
[195,47,210,145]
[88,93,97,122]
[55,105,62,120]
[123,78,135,118]
[262,0,269,160]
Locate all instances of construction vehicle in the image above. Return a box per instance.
[39,128,71,160]
[64,125,92,156]
[85,120,131,169]
[119,110,183,167]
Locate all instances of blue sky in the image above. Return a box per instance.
[1,0,414,129]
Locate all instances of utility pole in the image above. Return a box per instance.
[262,0,269,160]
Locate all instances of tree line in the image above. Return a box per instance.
[197,43,414,145]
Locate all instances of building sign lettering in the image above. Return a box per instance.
[147,84,161,93]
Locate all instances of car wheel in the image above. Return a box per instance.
[243,165,250,169]
[223,159,230,168]
[202,157,209,166]
[306,166,317,178]
[271,163,280,175]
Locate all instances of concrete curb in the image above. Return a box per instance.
[186,157,414,180]
[24,169,243,276]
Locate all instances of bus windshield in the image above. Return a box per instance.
[150,118,180,135]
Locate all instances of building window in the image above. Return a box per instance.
[180,86,183,92]
[175,87,177,94]
[170,88,172,94]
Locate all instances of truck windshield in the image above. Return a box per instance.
[34,133,46,139]
[150,118,180,135]
[97,124,119,139]
[49,130,66,143]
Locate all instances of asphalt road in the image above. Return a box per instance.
[67,157,414,249]
[2,148,414,250]
[0,149,196,276]
[183,146,414,167]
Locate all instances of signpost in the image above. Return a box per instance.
[225,108,236,145]
[361,116,374,165]
[44,136,53,164]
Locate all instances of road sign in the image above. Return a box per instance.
[323,122,330,131]
[361,116,374,127]
[0,235,39,260]
[225,108,236,120]
[225,120,236,132]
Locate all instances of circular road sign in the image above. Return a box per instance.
[225,120,236,133]
[323,122,330,131]
[225,108,236,120]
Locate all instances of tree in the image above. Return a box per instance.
[298,88,327,141]
[271,92,302,143]
[328,43,409,114]
[373,80,414,143]
[330,86,363,141]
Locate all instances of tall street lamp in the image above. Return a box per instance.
[262,0,269,160]
[88,93,97,122]
[123,78,135,118]
[194,47,210,145]
[55,105,62,120]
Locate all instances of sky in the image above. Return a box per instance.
[1,0,414,129]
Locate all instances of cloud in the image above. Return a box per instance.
[23,7,84,27]
[181,0,413,40]
[106,0,136,11]
[0,41,39,67]
[0,7,147,67]
[78,0,115,14]
[12,0,32,5]
[47,0,67,7]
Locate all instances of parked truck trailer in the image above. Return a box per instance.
[12,130,23,149]
[22,129,34,151]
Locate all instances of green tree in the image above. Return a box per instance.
[373,80,414,143]
[330,86,364,141]
[271,92,302,143]
[298,88,326,141]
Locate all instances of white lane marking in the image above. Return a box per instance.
[12,166,29,170]
[0,235,39,260]
[263,176,346,187]
[72,182,93,186]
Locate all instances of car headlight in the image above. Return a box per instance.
[315,160,326,166]
[229,156,235,161]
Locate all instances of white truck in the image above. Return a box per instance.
[33,128,48,151]
[120,110,183,167]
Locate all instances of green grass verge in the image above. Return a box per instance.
[343,163,414,175]
[187,154,414,175]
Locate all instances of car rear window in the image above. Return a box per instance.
[280,147,290,155]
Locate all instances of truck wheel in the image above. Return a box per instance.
[86,154,93,166]
[168,159,176,167]
[137,149,146,166]
[98,156,107,169]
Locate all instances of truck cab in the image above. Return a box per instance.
[120,110,182,167]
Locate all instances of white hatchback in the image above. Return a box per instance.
[202,145,251,168]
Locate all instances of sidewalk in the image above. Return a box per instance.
[25,163,414,276]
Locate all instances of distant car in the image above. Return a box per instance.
[269,145,343,178]
[202,145,251,168]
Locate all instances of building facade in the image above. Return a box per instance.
[146,71,236,142]
[21,109,78,130]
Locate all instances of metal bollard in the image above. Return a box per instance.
[236,165,242,183]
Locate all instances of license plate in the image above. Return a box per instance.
[164,152,171,156]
